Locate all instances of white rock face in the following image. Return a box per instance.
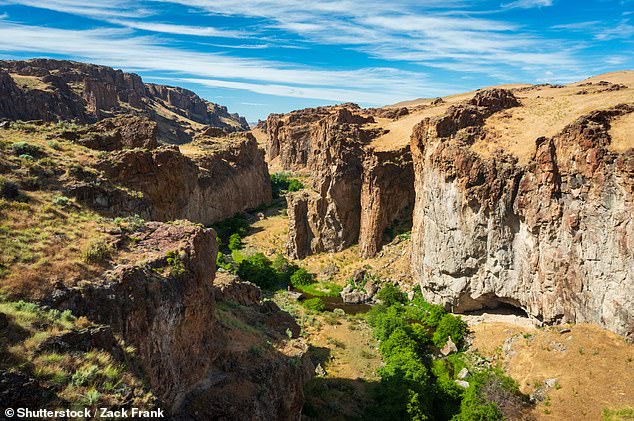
[410,100,634,339]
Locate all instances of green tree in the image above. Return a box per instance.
[290,268,315,287]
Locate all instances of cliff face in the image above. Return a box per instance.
[0,59,249,143]
[47,221,313,418]
[410,89,634,338]
[68,129,272,225]
[359,145,415,258]
[262,105,415,258]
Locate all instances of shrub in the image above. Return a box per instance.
[228,233,243,251]
[52,195,71,207]
[81,240,112,264]
[287,178,304,192]
[272,254,299,284]
[377,284,407,306]
[166,250,186,275]
[11,141,42,157]
[71,364,99,387]
[303,297,325,312]
[432,313,468,349]
[290,268,315,287]
[114,215,144,232]
[236,253,277,289]
[0,177,19,199]
[47,140,62,150]
[216,251,234,271]
[19,153,34,161]
[271,172,304,198]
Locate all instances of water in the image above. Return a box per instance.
[292,288,372,314]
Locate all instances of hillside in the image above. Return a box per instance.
[0,59,249,143]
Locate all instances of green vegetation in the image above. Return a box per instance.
[377,283,407,306]
[113,215,145,233]
[213,213,250,250]
[0,298,155,410]
[302,297,326,312]
[236,253,279,289]
[81,240,113,264]
[603,407,634,421]
[296,281,342,297]
[271,171,304,198]
[11,141,43,157]
[228,232,243,251]
[52,195,71,207]
[365,294,529,420]
[166,250,186,276]
[290,268,315,287]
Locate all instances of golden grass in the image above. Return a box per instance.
[609,112,634,153]
[0,126,118,298]
[476,79,634,164]
[9,74,53,92]
[471,322,634,420]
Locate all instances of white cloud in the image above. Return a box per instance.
[0,21,442,103]
[1,0,151,18]
[501,0,554,9]
[108,19,247,38]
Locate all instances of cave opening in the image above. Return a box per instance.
[453,293,529,318]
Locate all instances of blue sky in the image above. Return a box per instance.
[0,0,632,121]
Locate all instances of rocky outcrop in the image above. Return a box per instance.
[263,104,415,258]
[213,272,261,306]
[410,89,634,338]
[359,145,415,258]
[284,109,371,258]
[0,59,249,142]
[71,132,272,225]
[261,103,371,171]
[47,221,313,418]
[60,115,159,151]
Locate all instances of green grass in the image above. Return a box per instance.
[603,407,634,421]
[296,282,343,297]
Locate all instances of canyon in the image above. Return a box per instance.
[1,58,633,420]
[256,71,634,338]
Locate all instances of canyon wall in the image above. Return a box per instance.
[65,121,272,225]
[261,105,415,258]
[0,59,249,143]
[410,89,634,338]
[47,221,312,418]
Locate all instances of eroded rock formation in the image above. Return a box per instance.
[410,89,634,338]
[47,221,313,418]
[68,131,272,225]
[0,59,249,143]
[261,104,415,258]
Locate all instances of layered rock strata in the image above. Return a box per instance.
[0,59,249,143]
[261,105,414,258]
[410,89,634,338]
[47,221,313,418]
[68,131,272,225]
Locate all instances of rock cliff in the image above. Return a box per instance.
[261,104,415,258]
[47,221,313,418]
[67,129,272,225]
[0,59,249,143]
[410,89,634,338]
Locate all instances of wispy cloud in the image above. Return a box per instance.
[155,0,580,78]
[0,20,440,104]
[1,0,151,18]
[500,0,554,9]
[108,19,247,38]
